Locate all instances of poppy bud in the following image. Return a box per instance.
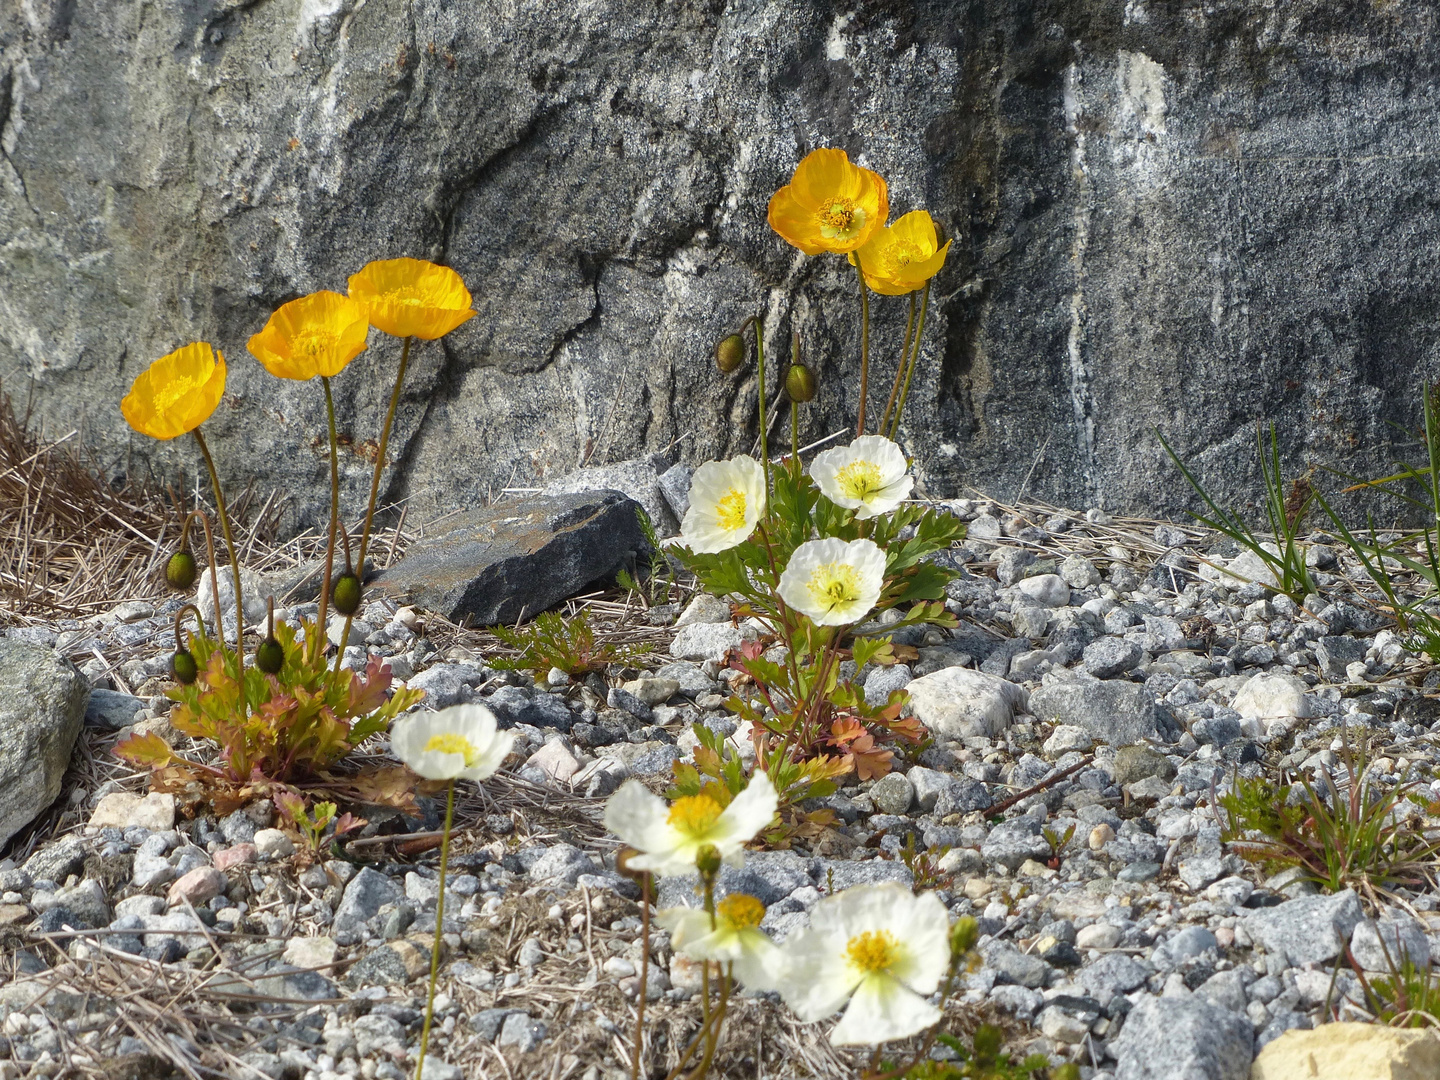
[171,649,198,685]
[785,363,817,403]
[331,572,362,616]
[949,915,980,956]
[166,550,198,591]
[694,843,722,879]
[715,334,745,374]
[256,636,284,675]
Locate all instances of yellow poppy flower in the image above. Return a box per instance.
[767,148,889,256]
[120,342,227,441]
[347,257,477,339]
[847,211,951,296]
[247,290,370,380]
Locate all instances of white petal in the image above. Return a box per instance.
[810,436,912,519]
[654,908,713,947]
[681,456,766,554]
[776,538,886,626]
[730,930,784,992]
[712,770,778,851]
[412,749,466,780]
[390,713,462,779]
[774,926,862,1021]
[459,724,516,781]
[829,974,940,1046]
[603,781,673,854]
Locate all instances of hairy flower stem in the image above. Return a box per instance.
[315,376,342,667]
[414,778,455,1080]
[879,292,918,436]
[888,281,931,441]
[854,256,871,437]
[191,429,245,704]
[689,967,730,1080]
[184,511,224,638]
[739,315,772,500]
[632,871,652,1080]
[790,331,803,470]
[172,605,206,651]
[336,335,413,670]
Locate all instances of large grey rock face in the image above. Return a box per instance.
[371,490,646,624]
[5,3,1440,525]
[0,640,90,846]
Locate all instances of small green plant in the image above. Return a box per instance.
[1042,824,1076,869]
[1158,421,1315,602]
[1362,960,1440,1028]
[274,791,364,852]
[115,617,424,806]
[898,833,952,892]
[1219,729,1440,896]
[1316,381,1440,651]
[487,607,650,677]
[616,507,677,608]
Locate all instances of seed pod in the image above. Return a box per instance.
[256,636,285,675]
[331,571,362,616]
[171,649,199,685]
[166,550,198,591]
[785,363,817,403]
[715,334,745,374]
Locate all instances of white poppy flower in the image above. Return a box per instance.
[603,771,777,878]
[809,435,913,519]
[390,704,515,782]
[656,892,782,991]
[775,883,950,1046]
[776,537,886,626]
[680,456,767,554]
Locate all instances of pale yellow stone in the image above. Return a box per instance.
[1017,858,1057,879]
[283,935,338,969]
[1088,823,1116,850]
[963,877,993,900]
[88,791,175,831]
[1251,1023,1440,1080]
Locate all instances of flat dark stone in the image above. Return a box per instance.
[372,491,646,625]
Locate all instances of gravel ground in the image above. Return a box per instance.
[2,497,1439,1080]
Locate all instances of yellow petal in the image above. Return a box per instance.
[347,257,477,340]
[767,186,830,256]
[769,148,889,255]
[120,342,227,441]
[247,290,370,380]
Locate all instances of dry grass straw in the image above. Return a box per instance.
[0,385,180,619]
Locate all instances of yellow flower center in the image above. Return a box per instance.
[423,732,480,767]
[805,562,863,613]
[887,240,926,271]
[846,930,901,974]
[715,487,749,532]
[818,199,865,241]
[667,794,724,839]
[292,328,334,360]
[716,893,766,930]
[835,460,884,502]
